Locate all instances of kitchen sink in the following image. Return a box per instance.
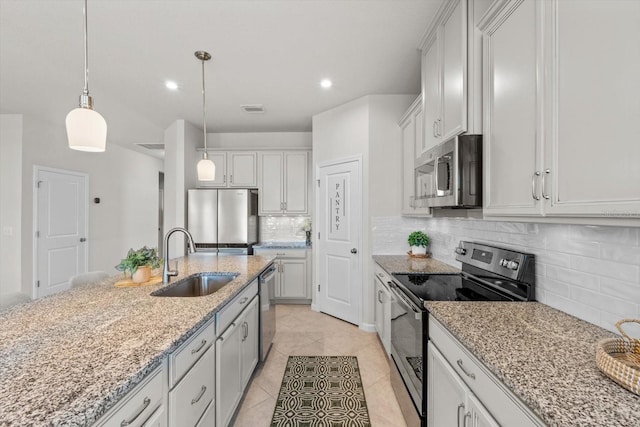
[151,272,239,297]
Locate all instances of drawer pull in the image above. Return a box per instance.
[457,403,464,427]
[464,411,471,427]
[191,385,207,405]
[191,339,207,355]
[276,252,286,256]
[456,359,476,380]
[120,397,151,426]
[239,297,249,304]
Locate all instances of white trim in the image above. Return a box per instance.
[359,323,376,333]
[32,165,89,299]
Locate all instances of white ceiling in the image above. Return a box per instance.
[0,0,441,155]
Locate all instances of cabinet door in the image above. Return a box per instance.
[482,0,543,216]
[283,151,308,214]
[216,321,242,427]
[422,38,441,152]
[280,259,307,299]
[228,152,257,188]
[240,297,260,389]
[427,342,469,427]
[400,113,416,213]
[259,152,284,215]
[440,0,467,140]
[468,393,500,427]
[544,0,640,217]
[198,152,227,187]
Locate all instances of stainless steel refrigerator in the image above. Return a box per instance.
[187,189,258,254]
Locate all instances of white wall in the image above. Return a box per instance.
[372,216,640,333]
[312,95,414,329]
[0,115,23,300]
[16,114,162,297]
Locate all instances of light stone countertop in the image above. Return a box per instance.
[0,253,275,426]
[372,254,460,275]
[253,241,311,249]
[426,301,640,427]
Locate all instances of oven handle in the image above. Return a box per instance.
[388,281,422,320]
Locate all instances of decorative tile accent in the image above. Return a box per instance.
[372,216,640,332]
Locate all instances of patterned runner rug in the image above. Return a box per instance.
[270,356,371,427]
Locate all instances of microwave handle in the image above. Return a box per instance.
[434,155,440,196]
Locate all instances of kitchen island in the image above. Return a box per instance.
[0,254,274,426]
[427,301,640,427]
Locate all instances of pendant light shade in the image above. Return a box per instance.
[195,50,216,181]
[67,0,107,152]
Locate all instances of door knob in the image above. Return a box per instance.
[351,248,357,254]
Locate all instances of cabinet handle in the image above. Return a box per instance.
[120,397,151,426]
[464,412,472,427]
[191,339,207,355]
[230,174,233,184]
[276,253,286,256]
[377,290,383,304]
[457,403,465,427]
[437,119,442,136]
[223,175,226,184]
[239,297,249,305]
[456,359,476,380]
[433,121,438,138]
[191,385,207,405]
[284,201,287,210]
[531,171,541,201]
[218,322,236,342]
[541,169,551,200]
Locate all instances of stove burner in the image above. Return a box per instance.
[406,275,429,286]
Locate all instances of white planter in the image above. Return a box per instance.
[411,245,427,255]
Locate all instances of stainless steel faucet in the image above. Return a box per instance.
[163,227,197,283]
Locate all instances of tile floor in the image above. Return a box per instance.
[232,304,408,427]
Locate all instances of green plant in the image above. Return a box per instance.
[115,246,162,276]
[408,231,430,247]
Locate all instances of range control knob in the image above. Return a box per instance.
[506,260,519,270]
[455,247,467,255]
[499,258,508,267]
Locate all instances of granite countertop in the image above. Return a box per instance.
[254,241,311,249]
[0,254,275,426]
[426,301,640,427]
[372,254,460,275]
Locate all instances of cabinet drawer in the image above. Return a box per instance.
[429,316,542,427]
[254,248,306,258]
[216,279,258,335]
[169,318,216,388]
[195,400,215,427]
[169,345,215,427]
[100,366,165,427]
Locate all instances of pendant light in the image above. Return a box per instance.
[66,0,107,152]
[195,51,216,181]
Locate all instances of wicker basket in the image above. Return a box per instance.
[596,319,640,395]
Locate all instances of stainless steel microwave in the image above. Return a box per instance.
[413,135,482,208]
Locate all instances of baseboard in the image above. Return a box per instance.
[359,322,376,333]
[311,303,320,312]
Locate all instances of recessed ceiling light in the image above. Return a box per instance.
[165,80,178,90]
[320,79,332,89]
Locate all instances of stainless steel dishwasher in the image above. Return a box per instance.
[259,264,277,361]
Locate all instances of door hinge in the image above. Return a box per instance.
[316,179,320,187]
[35,231,39,238]
[317,284,320,292]
[36,280,40,288]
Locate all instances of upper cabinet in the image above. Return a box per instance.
[197,151,257,188]
[258,151,309,216]
[400,96,431,216]
[481,0,640,222]
[420,0,477,154]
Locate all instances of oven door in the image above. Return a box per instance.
[388,282,424,415]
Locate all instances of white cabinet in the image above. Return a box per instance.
[420,0,469,149]
[428,342,498,427]
[258,151,309,215]
[253,248,311,302]
[169,345,215,427]
[198,151,257,188]
[429,315,544,427]
[96,364,167,427]
[399,96,431,216]
[373,265,392,355]
[482,0,640,221]
[215,283,260,427]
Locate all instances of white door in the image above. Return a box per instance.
[317,158,362,325]
[35,167,88,298]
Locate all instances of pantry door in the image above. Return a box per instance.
[34,167,88,298]
[316,157,362,325]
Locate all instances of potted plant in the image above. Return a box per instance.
[408,231,430,256]
[115,246,162,283]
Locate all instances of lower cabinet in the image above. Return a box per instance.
[373,265,392,355]
[216,295,260,427]
[169,346,215,427]
[253,248,311,302]
[427,342,498,427]
[429,315,544,427]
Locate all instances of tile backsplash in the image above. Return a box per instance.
[372,216,640,333]
[259,216,310,242]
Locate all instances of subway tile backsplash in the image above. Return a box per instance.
[259,216,310,242]
[372,216,640,333]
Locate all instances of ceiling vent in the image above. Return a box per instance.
[240,104,265,114]
[135,143,165,150]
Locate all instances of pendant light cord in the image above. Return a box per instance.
[83,0,89,96]
[201,58,208,159]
